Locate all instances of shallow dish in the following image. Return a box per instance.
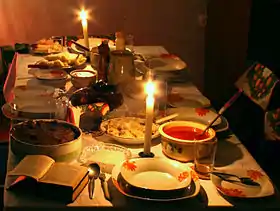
[100,117,160,145]
[148,56,187,72]
[112,162,200,201]
[211,167,274,198]
[120,158,192,191]
[168,93,211,108]
[13,85,55,99]
[167,107,222,126]
[10,119,82,162]
[34,70,68,80]
[78,142,132,174]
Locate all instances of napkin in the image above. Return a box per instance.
[264,108,280,141]
[235,62,279,110]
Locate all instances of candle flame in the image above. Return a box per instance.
[145,80,155,96]
[79,9,88,21]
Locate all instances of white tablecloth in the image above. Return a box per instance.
[3,47,280,208]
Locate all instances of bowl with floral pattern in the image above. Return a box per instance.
[119,157,192,197]
[159,121,216,162]
[211,167,274,198]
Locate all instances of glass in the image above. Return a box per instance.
[126,34,134,53]
[154,80,169,116]
[194,138,217,179]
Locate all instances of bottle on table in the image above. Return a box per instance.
[115,32,125,51]
[97,40,110,82]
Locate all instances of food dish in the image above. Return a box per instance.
[10,119,82,161]
[100,117,159,145]
[28,52,86,69]
[211,167,274,198]
[111,162,200,201]
[11,119,79,145]
[30,38,63,55]
[159,121,216,162]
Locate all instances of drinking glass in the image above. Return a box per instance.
[126,34,134,53]
[194,138,217,179]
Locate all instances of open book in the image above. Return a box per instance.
[8,155,89,203]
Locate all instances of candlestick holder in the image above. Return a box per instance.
[138,151,154,158]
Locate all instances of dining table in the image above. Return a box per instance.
[3,45,280,209]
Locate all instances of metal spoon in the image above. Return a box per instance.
[88,163,101,199]
[211,172,260,187]
[99,172,111,201]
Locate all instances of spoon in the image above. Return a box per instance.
[88,163,101,199]
[211,171,260,187]
[99,172,112,201]
[198,89,244,137]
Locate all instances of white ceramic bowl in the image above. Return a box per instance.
[120,158,192,191]
[159,121,216,162]
[70,69,97,89]
[10,119,82,162]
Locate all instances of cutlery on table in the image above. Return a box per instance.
[88,163,101,199]
[70,40,90,52]
[211,171,260,187]
[155,113,179,124]
[99,172,112,201]
[198,89,244,137]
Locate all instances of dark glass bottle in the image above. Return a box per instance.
[97,40,110,82]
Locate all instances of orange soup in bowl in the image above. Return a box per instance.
[163,126,209,141]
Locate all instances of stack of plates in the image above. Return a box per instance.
[111,158,201,201]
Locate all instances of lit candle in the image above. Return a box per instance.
[79,9,89,50]
[144,80,155,154]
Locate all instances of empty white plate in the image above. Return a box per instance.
[167,107,222,126]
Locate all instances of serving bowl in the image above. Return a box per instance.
[119,158,192,198]
[10,119,82,162]
[70,69,97,89]
[159,121,216,162]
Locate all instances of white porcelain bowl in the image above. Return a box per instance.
[120,157,192,191]
[70,69,97,89]
[159,121,216,162]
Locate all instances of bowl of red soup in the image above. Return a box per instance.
[159,121,216,162]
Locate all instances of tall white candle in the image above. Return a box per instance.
[144,81,155,154]
[80,9,89,50]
